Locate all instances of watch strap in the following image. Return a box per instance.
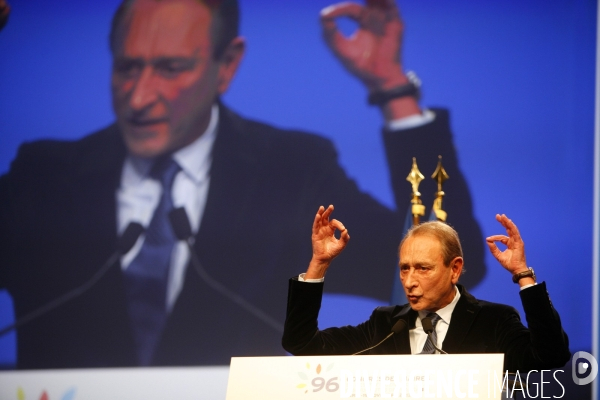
[512,267,536,284]
[367,71,421,106]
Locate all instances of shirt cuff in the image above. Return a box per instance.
[298,273,325,283]
[519,283,537,291]
[386,109,436,131]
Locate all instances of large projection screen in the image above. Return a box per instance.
[0,0,597,397]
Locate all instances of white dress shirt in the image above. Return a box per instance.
[117,105,219,311]
[410,286,460,354]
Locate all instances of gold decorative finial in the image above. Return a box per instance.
[406,157,425,225]
[406,157,424,195]
[431,155,449,192]
[431,155,449,222]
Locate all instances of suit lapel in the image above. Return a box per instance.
[441,284,481,352]
[159,105,267,363]
[166,104,262,327]
[192,105,260,272]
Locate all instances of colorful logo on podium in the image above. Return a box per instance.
[295,362,339,394]
[16,386,76,400]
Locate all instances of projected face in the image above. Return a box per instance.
[111,0,239,158]
[399,235,462,312]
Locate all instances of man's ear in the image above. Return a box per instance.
[450,257,463,284]
[216,36,245,95]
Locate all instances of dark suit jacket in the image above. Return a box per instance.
[282,279,570,372]
[0,104,484,368]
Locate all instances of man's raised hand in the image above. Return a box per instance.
[486,214,530,278]
[305,205,350,279]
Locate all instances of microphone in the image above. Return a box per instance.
[117,223,145,254]
[168,207,283,333]
[0,222,144,337]
[421,316,448,354]
[352,319,407,355]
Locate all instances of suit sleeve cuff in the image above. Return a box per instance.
[299,273,325,283]
[386,109,436,131]
[519,283,537,291]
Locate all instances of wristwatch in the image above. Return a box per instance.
[512,267,536,284]
[367,71,421,106]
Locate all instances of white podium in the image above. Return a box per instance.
[0,366,230,399]
[227,354,505,399]
[0,354,508,399]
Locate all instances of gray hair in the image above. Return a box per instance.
[400,221,464,270]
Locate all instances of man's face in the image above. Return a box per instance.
[399,235,462,312]
[111,0,225,158]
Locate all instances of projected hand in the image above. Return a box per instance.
[320,0,406,91]
[320,0,421,120]
[486,214,529,276]
[305,205,350,279]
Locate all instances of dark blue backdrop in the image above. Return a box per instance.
[0,0,596,373]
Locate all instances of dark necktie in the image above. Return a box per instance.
[123,157,181,366]
[420,312,442,354]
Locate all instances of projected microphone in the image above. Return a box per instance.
[168,207,283,333]
[0,222,144,337]
[421,316,448,354]
[352,319,407,355]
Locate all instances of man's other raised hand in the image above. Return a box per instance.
[305,205,350,280]
[486,214,534,286]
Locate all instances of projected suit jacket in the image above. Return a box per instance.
[0,103,485,368]
[282,280,570,372]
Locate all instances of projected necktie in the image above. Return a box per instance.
[123,157,181,366]
[420,312,441,354]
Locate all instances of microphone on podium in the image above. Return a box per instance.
[0,222,144,337]
[168,207,283,333]
[352,319,407,355]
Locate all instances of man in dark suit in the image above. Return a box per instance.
[282,209,570,372]
[0,0,484,368]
